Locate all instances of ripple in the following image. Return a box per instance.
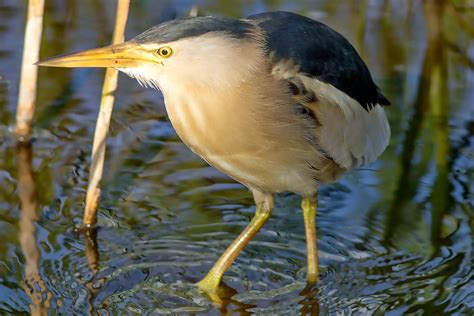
[1,0,473,314]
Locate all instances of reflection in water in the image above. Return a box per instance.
[16,143,51,315]
[384,0,450,246]
[204,281,256,314]
[80,227,106,314]
[299,283,319,316]
[0,0,473,314]
[424,0,450,256]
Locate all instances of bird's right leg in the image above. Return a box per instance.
[197,190,273,293]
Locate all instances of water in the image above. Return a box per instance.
[0,0,473,314]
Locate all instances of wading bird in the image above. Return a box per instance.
[38,11,390,293]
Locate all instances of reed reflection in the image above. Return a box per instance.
[384,0,453,248]
[16,142,51,315]
[81,227,106,314]
[299,283,320,316]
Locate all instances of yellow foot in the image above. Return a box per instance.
[196,273,221,294]
[196,275,237,305]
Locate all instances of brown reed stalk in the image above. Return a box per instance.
[83,0,130,226]
[15,0,45,139]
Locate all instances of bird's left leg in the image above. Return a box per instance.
[302,196,319,283]
[197,190,273,293]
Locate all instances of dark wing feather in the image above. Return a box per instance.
[247,11,390,110]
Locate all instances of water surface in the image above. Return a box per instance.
[0,0,473,314]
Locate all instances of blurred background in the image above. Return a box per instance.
[0,0,473,314]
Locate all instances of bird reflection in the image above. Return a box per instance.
[200,280,255,314]
[201,279,320,314]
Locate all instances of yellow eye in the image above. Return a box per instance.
[157,46,173,58]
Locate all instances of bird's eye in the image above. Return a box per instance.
[157,47,173,58]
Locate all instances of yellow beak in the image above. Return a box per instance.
[36,42,158,68]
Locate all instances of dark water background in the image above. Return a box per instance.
[0,0,473,314]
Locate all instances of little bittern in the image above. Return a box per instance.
[38,11,390,293]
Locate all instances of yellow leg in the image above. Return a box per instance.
[302,197,319,283]
[197,203,271,293]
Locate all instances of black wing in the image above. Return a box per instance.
[247,11,390,110]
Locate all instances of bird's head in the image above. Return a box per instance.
[38,17,266,94]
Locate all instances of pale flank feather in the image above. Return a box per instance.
[272,60,390,169]
[301,77,390,168]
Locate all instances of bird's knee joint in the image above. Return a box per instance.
[255,203,272,219]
